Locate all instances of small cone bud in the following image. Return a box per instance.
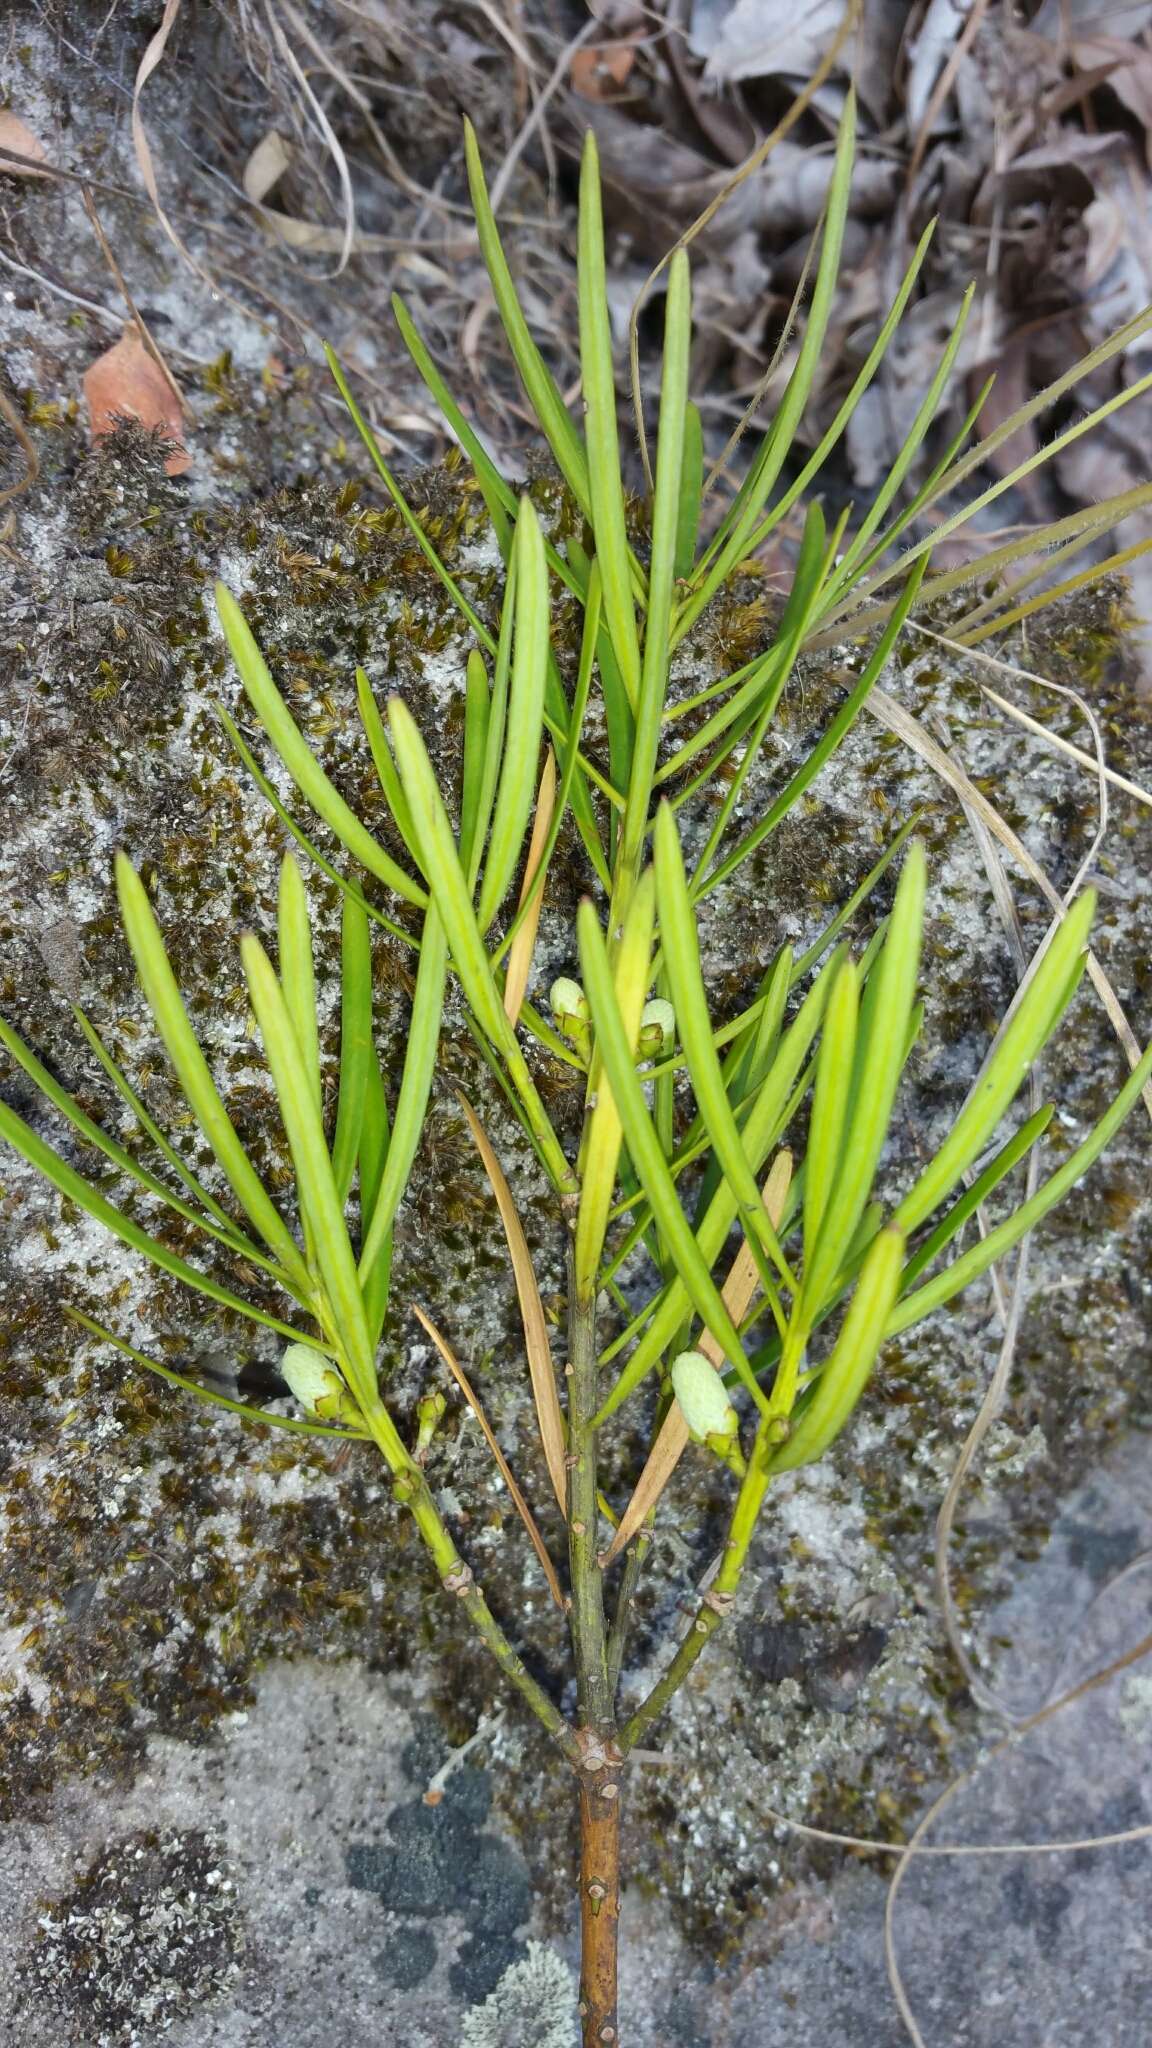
[638,998,675,1059]
[550,976,591,1062]
[550,976,587,1022]
[671,1350,739,1445]
[280,1343,360,1425]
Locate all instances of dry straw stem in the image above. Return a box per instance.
[884,1618,1152,2047]
[454,1089,569,1517]
[502,746,557,1027]
[909,621,1152,814]
[866,688,1152,1123]
[410,1301,564,1610]
[625,0,862,489]
[0,385,39,506]
[601,1150,793,1567]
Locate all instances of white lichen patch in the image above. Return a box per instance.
[460,1939,577,2048]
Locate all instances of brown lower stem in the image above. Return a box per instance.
[578,1757,623,2046]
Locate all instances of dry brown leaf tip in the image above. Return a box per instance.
[0,110,51,177]
[82,330,190,476]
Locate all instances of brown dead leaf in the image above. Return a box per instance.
[83,330,190,475]
[0,110,50,177]
[570,39,638,101]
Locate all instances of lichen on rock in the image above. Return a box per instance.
[1,399,1151,2032]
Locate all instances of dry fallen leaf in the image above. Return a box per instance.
[83,329,190,475]
[570,39,638,101]
[0,109,50,177]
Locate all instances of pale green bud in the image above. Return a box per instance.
[671,1350,738,1444]
[638,998,675,1059]
[550,976,588,1022]
[550,976,591,1063]
[280,1343,360,1424]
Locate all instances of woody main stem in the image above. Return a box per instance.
[568,1259,623,2046]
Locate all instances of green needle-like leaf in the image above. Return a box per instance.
[214,704,415,951]
[357,900,447,1289]
[388,699,518,1051]
[899,1104,1054,1293]
[0,1012,275,1275]
[654,802,794,1298]
[67,1310,367,1439]
[803,957,858,1267]
[803,842,925,1310]
[355,668,423,870]
[674,400,704,582]
[215,585,426,908]
[115,855,311,1292]
[889,1035,1152,1336]
[579,895,772,1413]
[578,130,642,712]
[331,893,373,1204]
[768,1225,905,1472]
[460,649,492,875]
[893,889,1096,1235]
[0,1094,315,1342]
[278,854,321,1112]
[574,871,656,1300]
[477,498,549,931]
[463,118,591,516]
[596,948,846,1414]
[242,934,378,1408]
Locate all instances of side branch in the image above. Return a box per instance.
[619,1423,774,1752]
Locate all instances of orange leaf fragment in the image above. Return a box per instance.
[570,41,638,101]
[83,329,190,475]
[0,111,51,178]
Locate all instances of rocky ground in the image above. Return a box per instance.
[2,5,1152,2045]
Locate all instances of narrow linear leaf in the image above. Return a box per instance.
[579,896,771,1413]
[0,1012,275,1276]
[674,399,704,582]
[0,1095,315,1343]
[503,748,557,1028]
[574,871,657,1302]
[355,667,423,870]
[889,1032,1152,1335]
[214,585,426,908]
[358,901,447,1286]
[277,854,321,1111]
[215,704,416,950]
[242,934,377,1408]
[603,1151,793,1565]
[803,958,859,1264]
[594,943,847,1414]
[460,649,492,875]
[768,1225,906,1472]
[331,892,373,1204]
[803,843,925,1310]
[655,802,795,1296]
[115,854,310,1291]
[899,1104,1054,1294]
[578,129,642,711]
[893,888,1096,1235]
[699,561,927,901]
[68,1309,366,1438]
[463,118,591,515]
[411,1301,565,1607]
[452,1092,570,1520]
[477,498,550,931]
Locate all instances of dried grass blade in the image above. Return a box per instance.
[602,1152,793,1565]
[867,688,1152,1123]
[503,748,557,1028]
[454,1091,569,1516]
[412,1301,565,1609]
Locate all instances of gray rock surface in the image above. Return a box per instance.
[2,9,1152,2042]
